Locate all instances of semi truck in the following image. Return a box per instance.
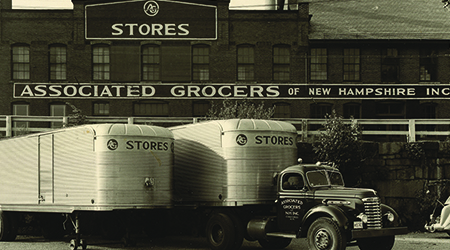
[169,119,408,250]
[0,123,174,250]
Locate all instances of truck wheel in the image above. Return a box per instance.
[258,237,292,249]
[307,217,346,250]
[357,235,395,250]
[0,211,17,241]
[206,213,236,250]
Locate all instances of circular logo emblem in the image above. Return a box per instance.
[236,134,248,146]
[107,139,119,150]
[144,1,159,17]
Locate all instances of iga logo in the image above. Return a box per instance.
[236,134,248,146]
[143,1,159,17]
[107,139,119,150]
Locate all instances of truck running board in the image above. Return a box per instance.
[266,232,297,239]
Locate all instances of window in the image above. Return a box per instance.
[49,45,67,81]
[93,102,110,116]
[12,45,30,80]
[50,104,66,128]
[310,48,327,80]
[237,45,255,81]
[375,102,405,118]
[134,101,169,116]
[142,45,160,81]
[343,48,360,81]
[193,101,210,117]
[381,48,399,82]
[344,103,361,119]
[13,103,29,135]
[273,45,290,81]
[310,103,332,118]
[92,45,110,80]
[192,45,210,81]
[420,50,437,81]
[282,173,304,191]
[273,102,291,118]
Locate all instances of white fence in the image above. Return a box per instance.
[1,115,450,142]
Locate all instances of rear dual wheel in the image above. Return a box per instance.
[206,212,244,250]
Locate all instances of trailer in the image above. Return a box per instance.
[0,123,174,249]
[169,119,408,250]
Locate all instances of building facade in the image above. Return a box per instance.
[1,0,450,130]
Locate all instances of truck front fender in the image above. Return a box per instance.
[300,205,348,237]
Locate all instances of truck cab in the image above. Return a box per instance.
[248,161,408,250]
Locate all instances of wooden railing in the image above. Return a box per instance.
[1,115,450,142]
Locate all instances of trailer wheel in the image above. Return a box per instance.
[258,237,292,249]
[206,213,236,250]
[307,217,346,250]
[0,211,17,241]
[357,235,395,250]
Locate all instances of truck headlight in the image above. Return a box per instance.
[385,211,395,222]
[357,213,368,223]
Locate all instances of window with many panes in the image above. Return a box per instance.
[273,45,290,81]
[343,48,360,81]
[193,101,210,117]
[192,45,210,81]
[420,50,437,81]
[50,104,66,128]
[310,103,332,118]
[50,45,67,81]
[93,102,110,116]
[381,48,399,82]
[13,103,29,135]
[273,102,291,118]
[344,103,361,119]
[92,45,110,80]
[142,45,160,81]
[237,45,255,81]
[310,48,327,81]
[134,101,169,117]
[12,45,30,80]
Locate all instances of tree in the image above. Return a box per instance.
[206,99,275,120]
[312,110,364,186]
[65,102,87,127]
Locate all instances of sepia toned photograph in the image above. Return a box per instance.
[0,0,450,249]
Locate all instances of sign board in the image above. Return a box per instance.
[13,83,450,99]
[85,0,217,40]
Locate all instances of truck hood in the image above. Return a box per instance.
[313,186,378,200]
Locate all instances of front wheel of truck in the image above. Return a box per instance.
[307,217,346,250]
[357,235,395,250]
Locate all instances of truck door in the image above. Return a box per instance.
[277,172,312,233]
[38,135,54,204]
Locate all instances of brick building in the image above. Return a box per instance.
[1,0,450,130]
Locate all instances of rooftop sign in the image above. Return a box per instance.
[85,0,217,40]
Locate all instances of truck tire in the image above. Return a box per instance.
[258,237,292,249]
[206,213,236,250]
[357,235,395,250]
[307,217,346,250]
[0,211,17,241]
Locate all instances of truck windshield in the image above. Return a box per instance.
[306,170,344,187]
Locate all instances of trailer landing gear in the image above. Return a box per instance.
[68,213,87,250]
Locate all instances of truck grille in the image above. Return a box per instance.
[362,197,382,229]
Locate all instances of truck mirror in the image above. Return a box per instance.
[272,172,279,186]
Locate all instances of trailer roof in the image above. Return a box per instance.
[90,124,173,138]
[181,119,297,133]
